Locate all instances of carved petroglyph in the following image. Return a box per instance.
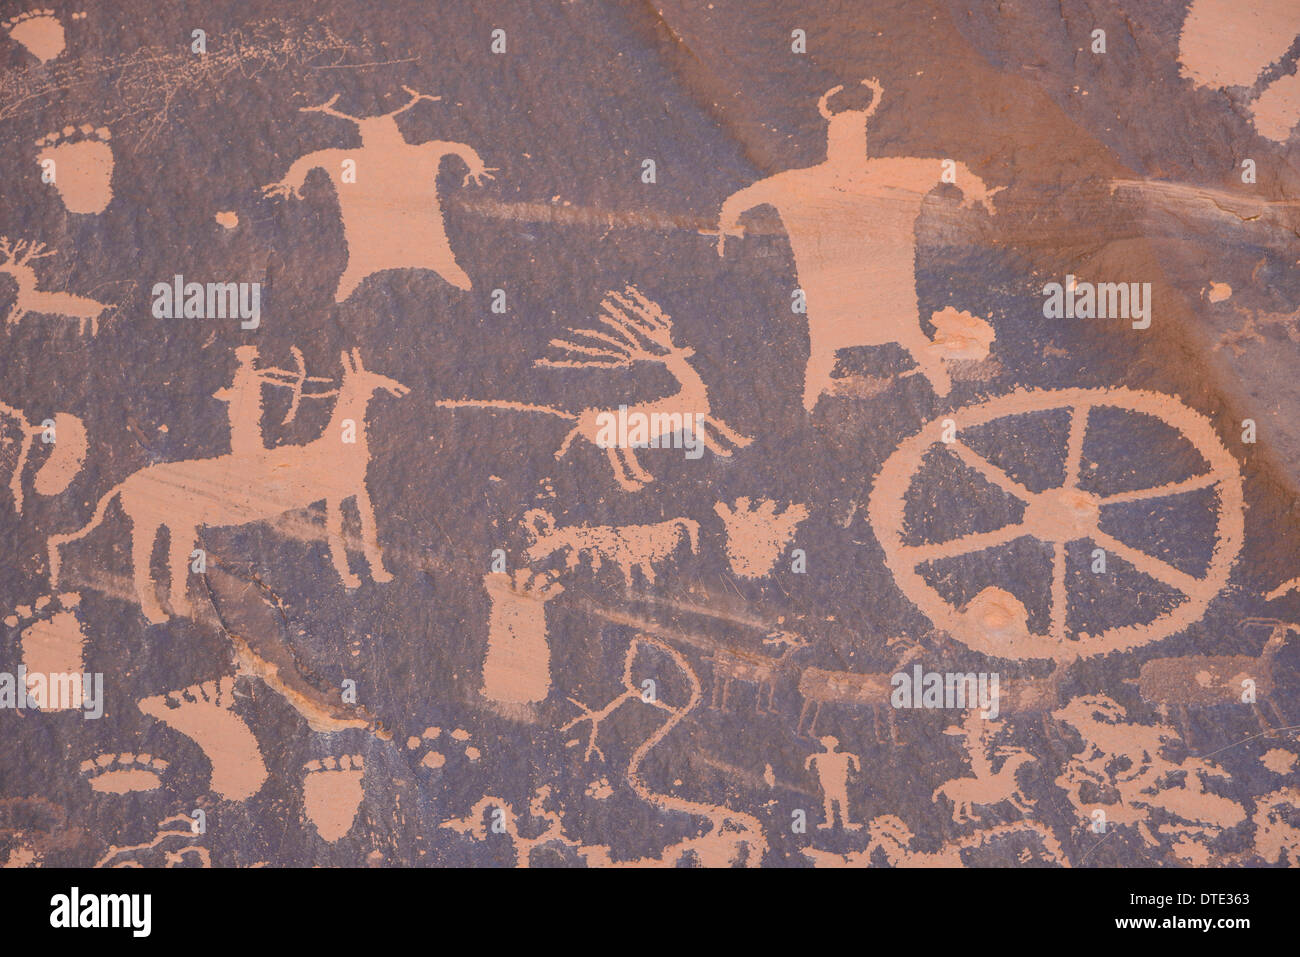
[8,592,86,711]
[562,634,767,865]
[932,713,1038,825]
[265,87,494,300]
[1054,695,1247,863]
[1128,618,1295,737]
[80,753,169,795]
[802,815,1068,867]
[137,677,268,803]
[709,630,808,715]
[869,388,1244,662]
[0,237,108,333]
[438,286,750,491]
[480,569,564,714]
[523,508,699,586]
[3,9,67,63]
[302,754,365,843]
[715,78,998,409]
[806,735,861,829]
[36,124,114,214]
[713,498,808,579]
[48,350,407,624]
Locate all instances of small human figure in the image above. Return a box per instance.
[212,346,267,458]
[806,734,861,829]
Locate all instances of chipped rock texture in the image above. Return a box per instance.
[0,0,1298,868]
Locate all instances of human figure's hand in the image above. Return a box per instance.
[462,163,499,188]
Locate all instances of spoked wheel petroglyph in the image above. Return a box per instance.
[868,388,1244,663]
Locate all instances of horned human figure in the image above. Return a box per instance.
[714,78,999,410]
[264,87,497,301]
[48,349,409,624]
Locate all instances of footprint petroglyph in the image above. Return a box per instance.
[137,678,268,803]
[302,754,365,842]
[80,753,170,795]
[2,9,66,63]
[7,592,86,710]
[35,124,114,215]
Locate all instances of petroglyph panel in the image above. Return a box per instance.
[1,0,1298,871]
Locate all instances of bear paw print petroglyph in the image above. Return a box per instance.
[35,124,114,214]
[6,592,86,710]
[404,727,482,771]
[137,677,269,803]
[2,9,70,63]
[80,752,170,795]
[302,754,365,843]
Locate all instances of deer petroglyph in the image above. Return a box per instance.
[438,286,750,491]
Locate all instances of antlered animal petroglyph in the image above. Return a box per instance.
[264,87,495,300]
[522,508,699,586]
[0,238,108,334]
[714,77,998,410]
[48,349,407,624]
[2,9,65,63]
[438,286,750,491]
